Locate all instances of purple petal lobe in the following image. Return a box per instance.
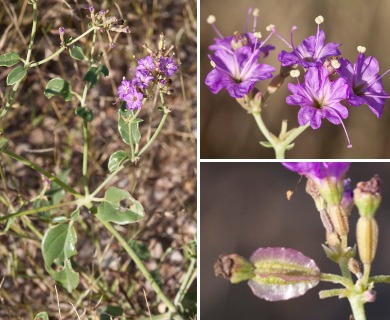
[248,247,320,301]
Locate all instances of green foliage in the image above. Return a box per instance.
[98,305,124,320]
[42,223,79,292]
[118,110,142,145]
[6,66,27,85]
[108,150,129,173]
[70,45,85,60]
[97,186,144,225]
[44,78,72,101]
[0,52,21,67]
[0,137,9,151]
[75,107,94,122]
[83,64,109,87]
[130,240,151,260]
[33,312,49,320]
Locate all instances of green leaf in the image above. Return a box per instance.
[118,110,143,145]
[0,52,21,67]
[6,66,27,85]
[75,107,94,122]
[259,141,273,148]
[34,312,49,320]
[130,240,151,260]
[42,223,77,267]
[44,78,72,101]
[99,305,124,320]
[108,150,128,173]
[51,259,79,292]
[0,137,9,151]
[97,187,144,225]
[70,46,84,60]
[83,65,109,87]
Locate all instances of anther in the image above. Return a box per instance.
[266,24,275,32]
[207,15,216,24]
[290,70,300,78]
[253,32,262,39]
[331,59,341,69]
[315,15,324,25]
[357,46,366,53]
[253,8,259,17]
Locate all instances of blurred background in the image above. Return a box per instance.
[200,0,390,158]
[201,162,390,319]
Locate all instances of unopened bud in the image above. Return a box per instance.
[214,254,254,284]
[356,216,378,265]
[306,179,326,211]
[363,290,376,303]
[354,175,381,218]
[348,258,362,278]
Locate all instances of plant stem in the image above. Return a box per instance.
[251,111,276,148]
[137,98,170,157]
[25,1,38,66]
[369,275,390,283]
[173,257,197,307]
[89,163,127,198]
[348,295,366,320]
[29,27,97,68]
[1,149,82,199]
[0,201,78,221]
[320,273,353,288]
[282,122,310,147]
[97,218,179,315]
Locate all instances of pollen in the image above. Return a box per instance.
[207,15,216,24]
[315,15,324,25]
[331,59,341,69]
[253,8,259,17]
[290,70,300,78]
[254,32,262,39]
[357,46,366,53]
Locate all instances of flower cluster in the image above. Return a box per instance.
[118,33,178,110]
[205,9,275,98]
[280,17,389,146]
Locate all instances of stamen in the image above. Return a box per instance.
[290,26,298,49]
[210,60,216,68]
[207,15,224,38]
[335,111,353,148]
[290,70,300,78]
[357,46,366,53]
[315,15,324,25]
[252,8,259,32]
[268,24,292,49]
[245,7,254,33]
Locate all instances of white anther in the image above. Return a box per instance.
[266,24,275,32]
[210,60,216,68]
[331,59,341,69]
[253,8,259,17]
[254,32,262,39]
[207,15,216,24]
[315,15,324,24]
[357,46,366,53]
[290,70,300,78]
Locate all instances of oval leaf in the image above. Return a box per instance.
[42,223,77,267]
[6,66,27,85]
[83,65,109,87]
[248,247,320,301]
[44,78,72,101]
[51,258,79,293]
[97,186,144,225]
[0,52,21,67]
[108,150,129,173]
[118,110,143,145]
[70,45,85,60]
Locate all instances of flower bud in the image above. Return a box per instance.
[214,254,254,284]
[356,217,378,265]
[354,175,381,218]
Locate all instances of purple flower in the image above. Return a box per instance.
[136,56,156,73]
[282,162,351,204]
[118,80,133,100]
[286,67,349,130]
[132,70,154,89]
[205,47,275,98]
[158,56,178,77]
[59,26,65,34]
[279,29,341,68]
[123,86,144,110]
[337,53,389,118]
